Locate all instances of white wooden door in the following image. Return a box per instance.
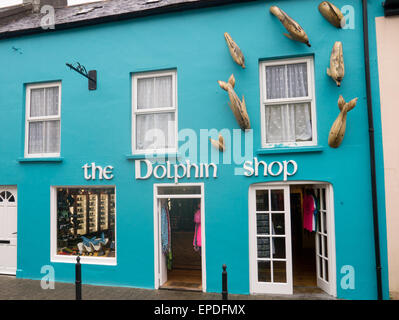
[158,199,168,286]
[0,187,17,275]
[313,186,334,295]
[250,185,293,294]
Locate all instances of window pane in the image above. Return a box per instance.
[137,75,173,110]
[256,190,269,211]
[272,237,286,259]
[44,120,60,153]
[154,76,173,108]
[56,187,116,258]
[287,63,308,98]
[257,237,270,258]
[45,87,59,116]
[258,261,271,282]
[157,186,201,195]
[30,88,45,117]
[136,112,175,151]
[273,261,287,283]
[28,121,43,154]
[257,213,270,235]
[266,65,286,99]
[272,213,285,235]
[265,103,312,144]
[271,190,284,211]
[30,87,59,117]
[137,77,154,110]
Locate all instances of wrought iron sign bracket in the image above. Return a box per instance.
[66,62,97,90]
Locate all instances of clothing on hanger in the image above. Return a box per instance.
[193,206,201,252]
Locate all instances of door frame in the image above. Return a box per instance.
[0,185,18,276]
[248,181,337,297]
[153,182,206,292]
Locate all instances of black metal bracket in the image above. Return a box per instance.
[66,62,97,90]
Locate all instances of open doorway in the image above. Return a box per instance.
[154,184,205,292]
[160,198,202,291]
[249,182,336,296]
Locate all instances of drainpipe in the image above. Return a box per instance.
[361,0,383,300]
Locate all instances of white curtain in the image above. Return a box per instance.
[136,75,175,150]
[265,63,312,143]
[28,87,60,154]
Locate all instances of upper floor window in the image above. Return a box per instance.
[25,82,61,158]
[132,70,177,154]
[259,57,317,148]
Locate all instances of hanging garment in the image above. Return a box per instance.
[161,206,170,254]
[193,208,201,251]
[303,193,315,232]
[313,195,320,232]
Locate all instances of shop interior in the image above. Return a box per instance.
[160,198,202,291]
[290,185,324,292]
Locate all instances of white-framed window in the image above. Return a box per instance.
[132,70,177,154]
[68,0,104,5]
[259,57,317,148]
[25,82,61,158]
[50,186,116,265]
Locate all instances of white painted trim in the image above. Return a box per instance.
[249,184,293,294]
[24,82,62,158]
[248,181,336,297]
[153,182,206,292]
[50,185,117,266]
[0,185,18,276]
[259,57,318,149]
[131,70,178,155]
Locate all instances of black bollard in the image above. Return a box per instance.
[222,264,228,300]
[75,256,82,300]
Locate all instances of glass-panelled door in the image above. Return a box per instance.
[313,186,333,295]
[249,185,293,294]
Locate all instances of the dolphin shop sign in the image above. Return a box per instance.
[134,158,298,183]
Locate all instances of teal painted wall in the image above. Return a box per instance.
[0,0,389,299]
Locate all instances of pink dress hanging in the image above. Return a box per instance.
[193,208,201,249]
[303,194,315,232]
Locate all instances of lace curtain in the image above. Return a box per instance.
[265,63,312,144]
[28,87,60,154]
[136,75,176,151]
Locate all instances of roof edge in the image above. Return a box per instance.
[0,0,257,40]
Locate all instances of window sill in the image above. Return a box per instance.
[126,153,180,160]
[256,146,324,155]
[18,157,64,163]
[51,255,116,266]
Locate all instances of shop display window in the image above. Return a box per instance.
[56,187,115,258]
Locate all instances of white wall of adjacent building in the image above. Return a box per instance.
[376,15,399,300]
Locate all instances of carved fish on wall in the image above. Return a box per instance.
[328,95,358,148]
[218,74,251,130]
[224,32,245,69]
[327,41,345,87]
[210,134,226,152]
[318,1,346,28]
[269,6,311,47]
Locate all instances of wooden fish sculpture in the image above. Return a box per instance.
[224,32,245,69]
[269,6,311,47]
[210,134,226,152]
[218,74,251,130]
[328,95,358,148]
[327,41,345,87]
[318,1,346,28]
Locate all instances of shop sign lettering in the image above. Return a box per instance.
[243,158,298,181]
[82,162,114,180]
[135,159,217,184]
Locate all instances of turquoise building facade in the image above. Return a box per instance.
[0,0,390,299]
